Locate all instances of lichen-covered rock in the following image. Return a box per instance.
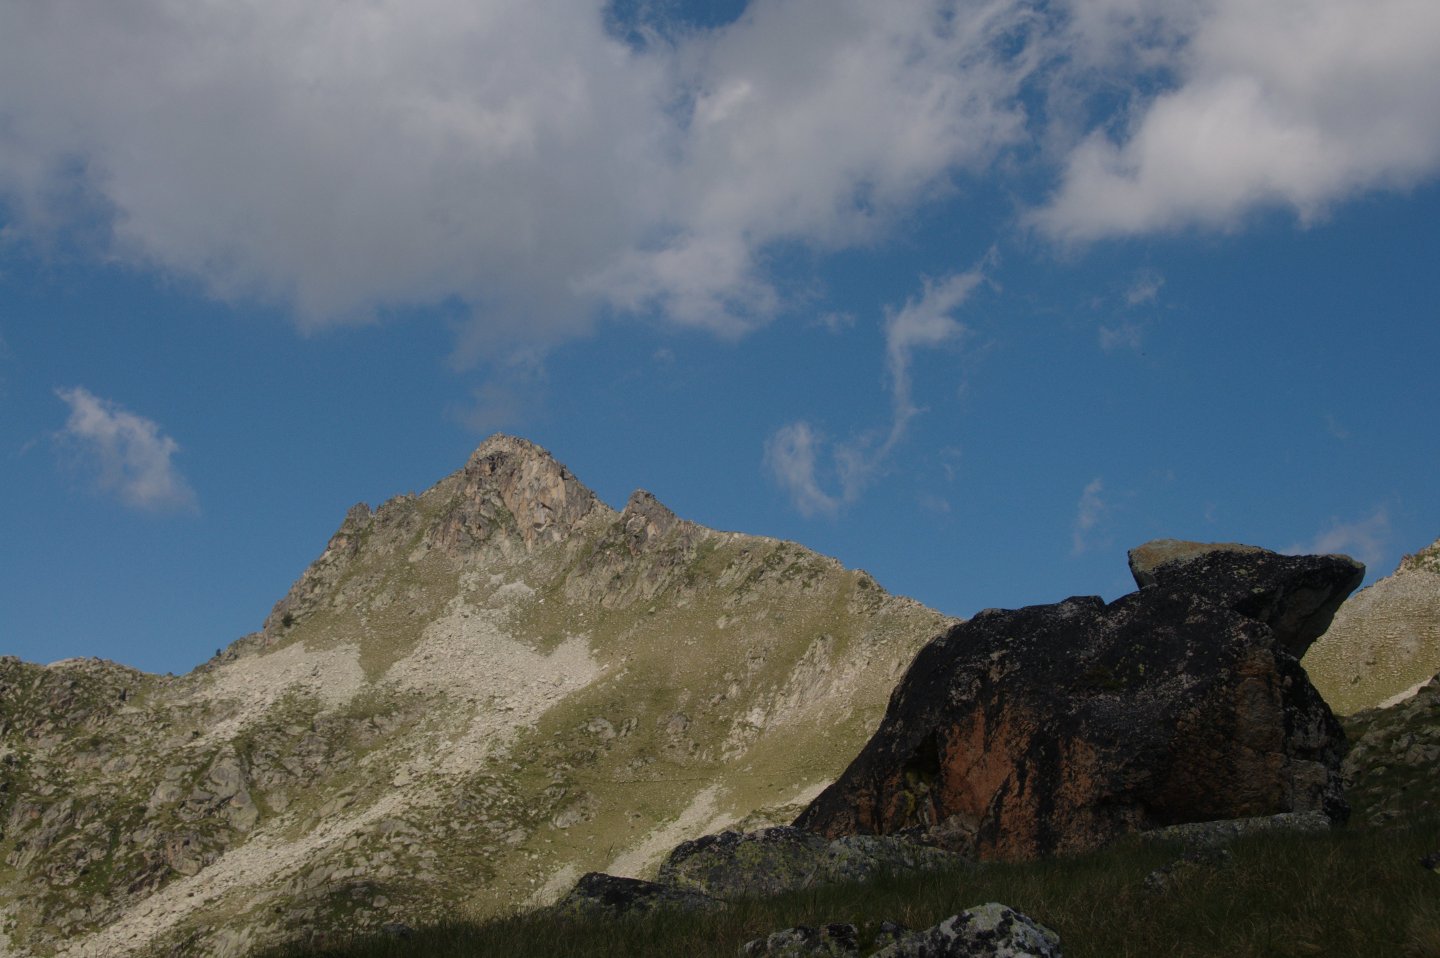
[1127,539,1363,656]
[552,872,724,919]
[660,827,831,899]
[1137,811,1332,849]
[741,923,859,957]
[657,827,966,900]
[873,904,1062,958]
[796,543,1358,860]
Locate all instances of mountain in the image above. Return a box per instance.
[0,436,950,957]
[1302,535,1440,715]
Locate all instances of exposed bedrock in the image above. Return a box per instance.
[795,541,1363,860]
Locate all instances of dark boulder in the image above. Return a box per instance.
[1127,539,1363,656]
[551,872,723,919]
[655,826,964,900]
[795,542,1360,860]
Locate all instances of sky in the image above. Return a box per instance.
[2,0,1438,674]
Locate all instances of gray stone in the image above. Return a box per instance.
[873,904,1062,958]
[552,872,724,919]
[1137,811,1333,849]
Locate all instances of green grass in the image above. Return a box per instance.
[256,815,1440,958]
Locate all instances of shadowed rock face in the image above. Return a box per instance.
[795,542,1362,861]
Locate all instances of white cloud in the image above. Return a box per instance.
[1125,270,1164,306]
[1098,321,1144,353]
[1037,0,1440,240]
[0,0,1035,349]
[1071,477,1107,555]
[765,266,983,515]
[1288,507,1391,570]
[763,421,840,518]
[54,387,197,513]
[813,311,856,335]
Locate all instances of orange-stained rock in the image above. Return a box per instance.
[794,544,1363,860]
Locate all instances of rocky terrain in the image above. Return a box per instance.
[0,436,949,957]
[795,541,1361,858]
[1303,535,1440,714]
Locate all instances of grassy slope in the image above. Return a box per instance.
[255,686,1440,958]
[260,816,1440,958]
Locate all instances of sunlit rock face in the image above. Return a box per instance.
[796,542,1362,860]
[1304,534,1440,715]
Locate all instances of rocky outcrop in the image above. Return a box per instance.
[1304,534,1440,714]
[431,434,612,554]
[1127,539,1362,656]
[742,906,1061,958]
[655,826,963,900]
[551,873,723,919]
[795,541,1360,860]
[1339,671,1440,825]
[874,905,1062,958]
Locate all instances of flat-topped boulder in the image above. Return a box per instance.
[1127,539,1364,656]
[795,542,1361,860]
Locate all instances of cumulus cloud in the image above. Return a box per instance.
[1288,507,1391,570]
[1037,0,1440,239]
[766,266,981,515]
[1071,477,1107,554]
[54,387,197,513]
[0,0,1035,348]
[4,1,1434,355]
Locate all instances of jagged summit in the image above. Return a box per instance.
[621,488,685,545]
[1400,534,1440,576]
[0,434,951,957]
[466,432,561,467]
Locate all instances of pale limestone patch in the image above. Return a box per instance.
[1378,676,1432,709]
[190,641,366,747]
[604,784,738,880]
[493,580,536,604]
[382,598,601,772]
[524,863,581,909]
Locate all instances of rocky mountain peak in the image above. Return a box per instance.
[621,489,683,545]
[1399,535,1440,576]
[439,434,612,552]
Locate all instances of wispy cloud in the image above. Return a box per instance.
[765,266,982,516]
[1125,271,1165,306]
[1098,321,1145,353]
[1071,477,1108,555]
[54,387,197,513]
[1288,507,1391,570]
[813,311,856,335]
[764,422,841,518]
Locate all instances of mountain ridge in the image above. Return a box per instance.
[0,435,951,957]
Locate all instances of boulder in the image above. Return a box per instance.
[795,543,1359,860]
[551,872,723,919]
[873,904,1062,958]
[1127,539,1364,656]
[657,826,964,900]
[741,923,860,957]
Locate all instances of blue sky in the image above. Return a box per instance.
[2,0,1438,673]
